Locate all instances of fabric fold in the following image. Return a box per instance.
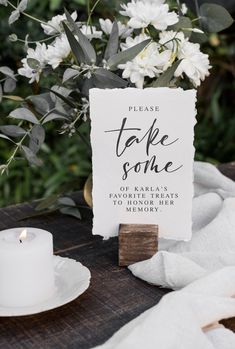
[93,267,235,349]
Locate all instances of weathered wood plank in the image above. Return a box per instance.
[119,224,158,266]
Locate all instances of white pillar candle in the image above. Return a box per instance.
[0,227,55,307]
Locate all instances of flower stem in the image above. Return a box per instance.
[5,131,28,171]
[16,34,59,44]
[87,0,101,26]
[192,17,202,23]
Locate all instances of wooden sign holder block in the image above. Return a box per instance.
[118,224,158,266]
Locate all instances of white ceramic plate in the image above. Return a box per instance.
[0,256,91,317]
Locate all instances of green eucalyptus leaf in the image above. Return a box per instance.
[62,68,79,83]
[58,197,76,207]
[93,68,128,88]
[0,134,15,143]
[9,108,39,124]
[4,77,16,93]
[9,9,20,25]
[0,66,15,79]
[108,39,151,70]
[3,95,24,101]
[22,145,43,166]
[27,58,41,70]
[74,27,97,64]
[104,20,119,60]
[29,125,45,154]
[169,16,192,38]
[60,206,81,219]
[0,125,26,137]
[152,60,182,87]
[18,0,28,12]
[35,194,58,211]
[64,8,96,64]
[200,3,234,33]
[27,95,50,114]
[62,22,86,64]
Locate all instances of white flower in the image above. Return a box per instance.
[99,18,133,38]
[175,41,211,87]
[47,34,71,69]
[159,30,187,53]
[121,33,150,50]
[181,3,188,15]
[120,0,178,30]
[119,42,172,88]
[18,43,47,83]
[41,11,77,35]
[80,25,102,40]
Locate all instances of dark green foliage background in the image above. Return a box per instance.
[0,0,235,207]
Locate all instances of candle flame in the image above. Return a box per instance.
[19,229,27,242]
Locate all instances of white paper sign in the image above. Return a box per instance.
[90,88,196,240]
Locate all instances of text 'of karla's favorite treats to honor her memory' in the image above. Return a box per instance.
[90,88,196,240]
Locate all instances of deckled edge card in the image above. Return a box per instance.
[90,88,196,240]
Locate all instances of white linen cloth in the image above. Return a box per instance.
[92,162,235,349]
[129,161,235,290]
[94,268,235,349]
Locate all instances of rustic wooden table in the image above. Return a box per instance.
[0,163,234,349]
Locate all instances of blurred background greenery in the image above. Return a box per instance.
[0,0,235,207]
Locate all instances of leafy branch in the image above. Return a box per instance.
[6,0,60,30]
